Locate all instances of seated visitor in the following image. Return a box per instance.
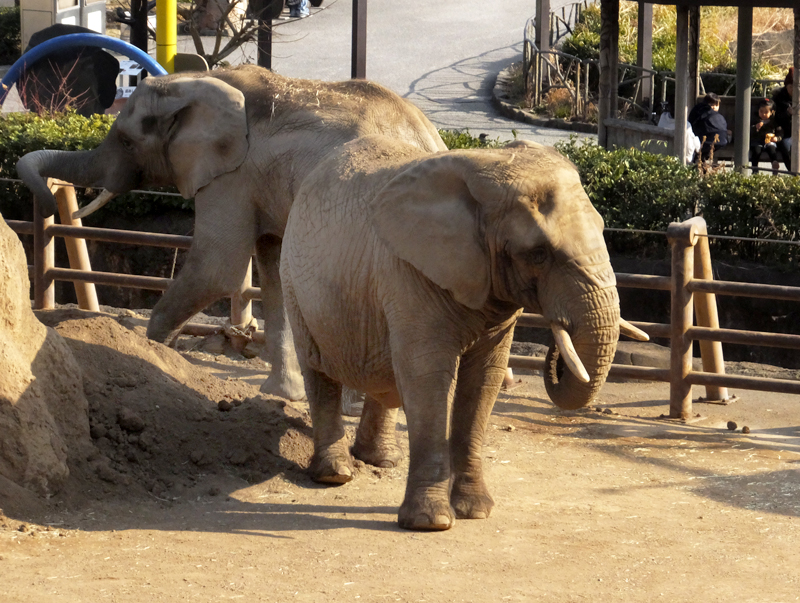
[689,93,729,160]
[750,98,781,174]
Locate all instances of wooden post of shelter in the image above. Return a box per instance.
[535,0,551,103]
[351,0,367,79]
[688,6,700,102]
[734,7,753,172]
[598,0,619,147]
[636,2,654,113]
[793,8,800,174]
[674,4,689,165]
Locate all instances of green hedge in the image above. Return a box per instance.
[1,115,799,267]
[556,137,800,266]
[0,111,188,221]
[0,6,21,65]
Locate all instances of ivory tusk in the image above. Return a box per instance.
[619,318,649,341]
[72,189,116,220]
[551,323,591,383]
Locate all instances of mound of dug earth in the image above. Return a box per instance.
[1,308,314,516]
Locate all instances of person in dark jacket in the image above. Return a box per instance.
[773,67,794,172]
[689,92,729,160]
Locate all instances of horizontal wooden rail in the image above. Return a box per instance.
[615,273,671,291]
[686,371,800,396]
[47,224,193,249]
[689,279,800,302]
[687,326,800,350]
[48,267,173,291]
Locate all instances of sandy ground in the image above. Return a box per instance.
[1,308,799,603]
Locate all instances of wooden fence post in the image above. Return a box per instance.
[692,224,732,404]
[667,218,700,419]
[33,197,55,310]
[53,183,99,312]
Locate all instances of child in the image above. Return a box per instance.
[689,93,729,160]
[750,98,781,173]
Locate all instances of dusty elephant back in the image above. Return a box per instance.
[210,65,446,153]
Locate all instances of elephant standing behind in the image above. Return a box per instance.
[17,65,446,400]
[281,136,643,530]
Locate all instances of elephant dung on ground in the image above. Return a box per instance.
[16,65,446,401]
[281,136,647,531]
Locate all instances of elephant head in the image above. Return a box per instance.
[17,73,249,218]
[371,140,643,410]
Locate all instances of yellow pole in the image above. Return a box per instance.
[156,0,177,73]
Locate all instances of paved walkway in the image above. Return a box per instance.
[4,0,596,146]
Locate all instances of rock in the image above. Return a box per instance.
[117,407,146,432]
[90,424,108,439]
[727,421,738,431]
[218,399,234,412]
[0,215,92,497]
[742,426,751,434]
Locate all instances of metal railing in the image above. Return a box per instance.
[7,185,800,420]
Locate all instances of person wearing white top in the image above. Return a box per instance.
[658,110,702,164]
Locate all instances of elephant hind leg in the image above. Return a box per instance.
[352,397,404,468]
[305,368,353,484]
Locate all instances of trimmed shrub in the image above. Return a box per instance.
[556,137,800,267]
[0,6,21,65]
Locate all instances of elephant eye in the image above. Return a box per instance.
[119,135,134,151]
[527,246,548,264]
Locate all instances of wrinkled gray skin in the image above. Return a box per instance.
[16,65,446,400]
[281,137,620,531]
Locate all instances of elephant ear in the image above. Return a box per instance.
[163,77,249,198]
[370,153,491,310]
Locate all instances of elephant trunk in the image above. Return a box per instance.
[17,148,107,217]
[544,283,620,410]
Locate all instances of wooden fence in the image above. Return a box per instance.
[8,183,800,420]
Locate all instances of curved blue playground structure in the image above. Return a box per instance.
[0,33,168,107]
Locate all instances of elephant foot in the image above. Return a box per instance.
[398,493,455,531]
[450,476,494,520]
[309,443,354,485]
[260,371,306,401]
[352,433,404,468]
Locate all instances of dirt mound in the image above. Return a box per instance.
[0,218,92,500]
[1,308,315,516]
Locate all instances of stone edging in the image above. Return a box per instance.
[492,62,598,135]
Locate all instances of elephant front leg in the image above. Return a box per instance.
[305,368,354,484]
[394,351,461,531]
[255,235,307,401]
[352,397,404,468]
[449,317,517,520]
[147,191,257,346]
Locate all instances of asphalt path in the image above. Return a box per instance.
[2,0,596,146]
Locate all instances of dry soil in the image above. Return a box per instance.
[1,308,799,602]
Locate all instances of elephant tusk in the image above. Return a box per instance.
[619,318,649,341]
[72,189,116,220]
[551,323,591,383]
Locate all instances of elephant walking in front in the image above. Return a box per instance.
[281,136,638,531]
[17,65,446,401]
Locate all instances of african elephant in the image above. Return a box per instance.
[16,65,446,400]
[281,136,647,531]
